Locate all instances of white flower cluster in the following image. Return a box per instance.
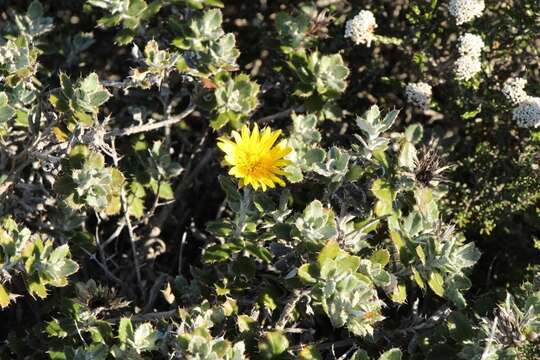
[454,33,483,81]
[405,82,432,109]
[502,77,528,105]
[503,77,540,128]
[512,97,540,128]
[344,10,377,47]
[449,0,485,25]
[457,33,484,57]
[454,56,482,81]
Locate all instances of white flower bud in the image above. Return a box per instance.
[502,77,528,105]
[454,55,482,81]
[405,82,432,109]
[458,33,484,57]
[449,0,485,25]
[344,10,377,47]
[454,33,483,81]
[513,97,540,128]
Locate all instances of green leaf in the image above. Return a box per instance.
[454,242,481,268]
[415,245,426,265]
[118,318,134,343]
[299,346,322,360]
[237,314,257,333]
[370,249,390,267]
[378,348,402,360]
[338,255,362,273]
[372,179,394,216]
[258,331,289,359]
[114,29,135,45]
[350,349,370,360]
[48,244,69,263]
[0,92,15,123]
[182,0,204,9]
[157,182,175,200]
[45,319,69,338]
[297,263,318,284]
[399,141,417,169]
[260,290,278,312]
[275,11,311,48]
[391,284,407,304]
[404,124,423,144]
[80,73,111,107]
[461,105,482,120]
[127,195,145,219]
[110,168,125,189]
[315,53,349,95]
[206,220,233,237]
[0,105,15,123]
[59,259,79,279]
[105,196,122,215]
[304,148,326,166]
[0,283,11,309]
[412,268,425,290]
[132,323,158,352]
[210,112,232,130]
[27,277,48,299]
[0,92,8,107]
[317,239,340,267]
[428,271,445,297]
[202,243,239,263]
[97,14,122,27]
[198,9,224,40]
[86,152,105,169]
[203,249,230,263]
[59,73,74,98]
[284,164,303,183]
[205,0,224,6]
[27,0,44,18]
[245,244,273,263]
[415,187,434,217]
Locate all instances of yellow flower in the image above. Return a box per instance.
[218,124,293,191]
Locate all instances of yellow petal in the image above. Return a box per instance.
[241,125,251,142]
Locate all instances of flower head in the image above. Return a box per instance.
[458,33,484,57]
[405,82,432,109]
[454,55,482,81]
[513,97,540,128]
[218,124,292,191]
[454,34,483,81]
[502,77,528,105]
[344,10,377,47]
[449,0,485,25]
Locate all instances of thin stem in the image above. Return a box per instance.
[107,102,195,137]
[276,289,310,330]
[289,339,356,353]
[121,179,144,297]
[80,248,124,287]
[93,214,112,276]
[178,232,187,275]
[110,309,178,323]
[110,138,144,298]
[142,273,167,313]
[481,317,499,360]
[258,106,303,124]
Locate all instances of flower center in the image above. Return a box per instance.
[240,152,265,175]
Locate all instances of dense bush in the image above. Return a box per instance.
[0,0,539,359]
